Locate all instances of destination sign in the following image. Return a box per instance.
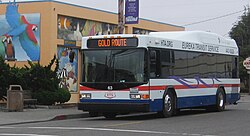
[87,37,138,48]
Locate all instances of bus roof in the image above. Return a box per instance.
[82,31,239,56]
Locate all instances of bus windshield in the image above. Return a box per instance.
[82,48,147,83]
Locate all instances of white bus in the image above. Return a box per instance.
[78,31,240,118]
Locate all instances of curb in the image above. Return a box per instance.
[50,113,89,121]
[36,104,77,109]
[0,119,52,126]
[0,113,89,126]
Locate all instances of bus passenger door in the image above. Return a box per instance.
[149,50,161,78]
[148,49,163,111]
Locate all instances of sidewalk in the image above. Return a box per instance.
[0,93,250,126]
[239,93,250,103]
[0,105,89,126]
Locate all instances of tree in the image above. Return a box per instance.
[229,7,250,91]
[0,58,10,100]
[24,55,60,92]
[0,55,71,104]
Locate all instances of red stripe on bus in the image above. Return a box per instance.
[80,84,240,91]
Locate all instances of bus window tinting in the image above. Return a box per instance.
[82,48,147,83]
[149,49,239,79]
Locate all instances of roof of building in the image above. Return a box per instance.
[0,0,184,29]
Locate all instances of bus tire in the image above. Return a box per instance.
[159,90,176,118]
[215,88,226,112]
[207,88,226,112]
[89,112,99,117]
[103,112,117,119]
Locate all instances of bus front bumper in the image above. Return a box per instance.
[78,100,150,112]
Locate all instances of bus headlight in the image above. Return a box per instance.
[81,93,91,99]
[130,94,150,99]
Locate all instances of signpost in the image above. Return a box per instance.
[118,0,139,34]
[243,57,250,94]
[118,0,124,34]
[125,0,139,24]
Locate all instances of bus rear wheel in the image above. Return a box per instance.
[207,88,225,112]
[215,89,225,112]
[159,91,176,118]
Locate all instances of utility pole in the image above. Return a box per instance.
[118,0,124,34]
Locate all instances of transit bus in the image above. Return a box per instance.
[78,31,240,118]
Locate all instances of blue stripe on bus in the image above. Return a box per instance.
[80,99,150,104]
[79,99,161,112]
[150,93,240,111]
[177,95,216,109]
[226,93,240,104]
[79,93,240,112]
[176,93,240,109]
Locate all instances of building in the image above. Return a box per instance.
[0,0,184,103]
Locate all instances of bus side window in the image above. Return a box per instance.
[161,50,174,78]
[150,50,161,78]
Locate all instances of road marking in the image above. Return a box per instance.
[103,121,144,127]
[191,112,218,117]
[0,134,57,136]
[28,126,218,136]
[0,127,15,129]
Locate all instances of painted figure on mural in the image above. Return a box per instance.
[2,0,40,61]
[5,36,15,60]
[0,36,7,59]
[0,35,15,60]
[58,16,85,41]
[58,47,78,92]
[57,15,119,40]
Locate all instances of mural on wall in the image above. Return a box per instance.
[57,47,78,92]
[133,28,153,35]
[57,15,119,40]
[0,1,40,61]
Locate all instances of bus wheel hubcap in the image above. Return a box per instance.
[219,93,224,107]
[165,94,172,112]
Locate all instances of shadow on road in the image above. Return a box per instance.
[85,108,235,121]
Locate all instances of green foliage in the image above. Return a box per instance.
[0,55,71,105]
[32,88,71,105]
[230,9,250,49]
[9,66,28,90]
[229,8,250,88]
[0,57,10,100]
[25,55,71,105]
[55,88,71,104]
[32,89,57,105]
[24,55,60,92]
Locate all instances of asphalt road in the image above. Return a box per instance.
[0,102,250,136]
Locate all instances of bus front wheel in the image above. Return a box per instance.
[159,90,176,118]
[103,112,117,119]
[89,112,99,117]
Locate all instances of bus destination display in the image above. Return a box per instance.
[87,37,138,48]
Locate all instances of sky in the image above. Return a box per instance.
[1,0,250,37]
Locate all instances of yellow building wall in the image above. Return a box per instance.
[0,1,184,104]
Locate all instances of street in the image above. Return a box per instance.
[0,101,250,136]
